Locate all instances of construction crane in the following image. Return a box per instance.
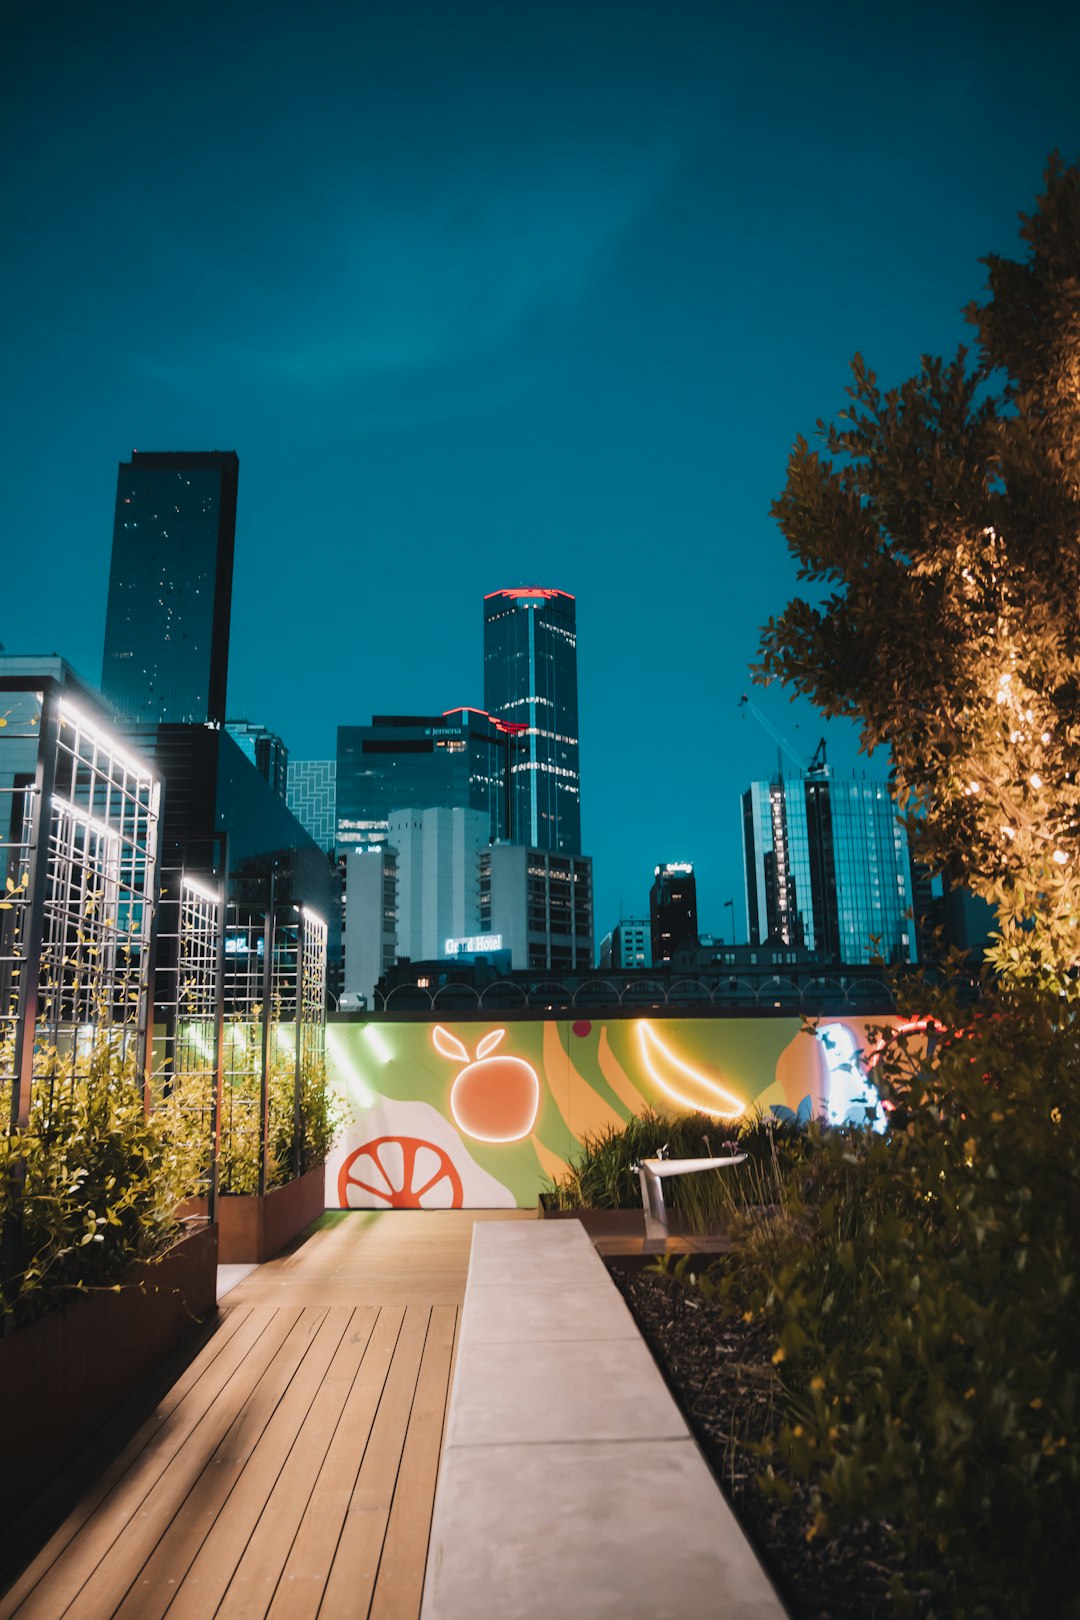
[738,694,828,776]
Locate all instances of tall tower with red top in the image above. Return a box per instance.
[482,588,581,855]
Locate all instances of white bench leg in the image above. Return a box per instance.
[638,1165,668,1243]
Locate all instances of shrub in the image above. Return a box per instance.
[544,1105,804,1233]
[719,984,1079,1618]
[0,1032,205,1327]
[212,1018,341,1195]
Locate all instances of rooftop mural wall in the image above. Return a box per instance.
[324,1014,900,1210]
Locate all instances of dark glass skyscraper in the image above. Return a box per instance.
[482,588,580,854]
[101,450,239,724]
[650,862,698,963]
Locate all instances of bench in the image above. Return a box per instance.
[637,1150,747,1243]
[421,1219,787,1619]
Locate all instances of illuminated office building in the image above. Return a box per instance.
[335,708,520,856]
[101,450,239,724]
[343,846,398,1006]
[608,918,652,970]
[389,807,488,964]
[741,770,916,964]
[483,588,580,854]
[479,845,593,972]
[650,863,698,964]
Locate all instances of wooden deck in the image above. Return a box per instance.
[0,1209,534,1620]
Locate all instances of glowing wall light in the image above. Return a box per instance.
[327,1027,375,1108]
[819,1023,886,1131]
[362,1025,393,1065]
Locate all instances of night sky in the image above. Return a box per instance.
[4,1,1079,944]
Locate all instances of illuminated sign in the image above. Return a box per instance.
[444,934,503,955]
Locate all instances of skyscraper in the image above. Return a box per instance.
[742,770,916,964]
[335,708,520,857]
[101,450,239,724]
[225,719,289,797]
[483,588,580,854]
[650,863,698,964]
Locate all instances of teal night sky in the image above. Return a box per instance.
[4,0,1079,940]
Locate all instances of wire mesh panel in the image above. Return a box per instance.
[1,686,160,1126]
[149,867,223,1207]
[300,909,328,1051]
[215,899,328,1191]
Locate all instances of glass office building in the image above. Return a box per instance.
[101,450,239,724]
[742,771,916,965]
[225,720,289,798]
[483,588,581,855]
[335,709,517,857]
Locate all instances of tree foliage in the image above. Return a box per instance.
[757,155,1080,992]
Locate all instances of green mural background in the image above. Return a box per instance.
[324,1014,890,1209]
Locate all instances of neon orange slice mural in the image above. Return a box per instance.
[338,1136,465,1209]
[433,1026,541,1142]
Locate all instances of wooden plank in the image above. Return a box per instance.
[264,1305,413,1620]
[0,1303,244,1598]
[0,1305,256,1617]
[4,1214,532,1620]
[213,1307,380,1620]
[2,1307,292,1620]
[316,1306,432,1619]
[63,1308,325,1620]
[368,1305,458,1620]
[116,1307,355,1620]
[15,1308,307,1620]
[228,1212,536,1311]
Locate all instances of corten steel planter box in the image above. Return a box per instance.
[0,1224,218,1518]
[215,1163,327,1263]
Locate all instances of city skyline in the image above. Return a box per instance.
[6,2,1080,938]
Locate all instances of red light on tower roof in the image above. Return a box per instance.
[484,587,575,601]
[442,706,530,736]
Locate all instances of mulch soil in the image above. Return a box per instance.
[612,1262,927,1620]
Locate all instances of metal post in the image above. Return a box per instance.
[207,834,227,1225]
[258,870,275,1198]
[10,688,60,1132]
[293,914,304,1181]
[138,778,163,1115]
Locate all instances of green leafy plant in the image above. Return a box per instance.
[757,155,1080,997]
[694,986,1080,1618]
[0,1031,205,1327]
[544,1105,803,1234]
[214,1012,341,1195]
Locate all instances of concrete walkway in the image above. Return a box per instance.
[423,1220,788,1620]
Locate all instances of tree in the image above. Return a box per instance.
[757,156,1080,993]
